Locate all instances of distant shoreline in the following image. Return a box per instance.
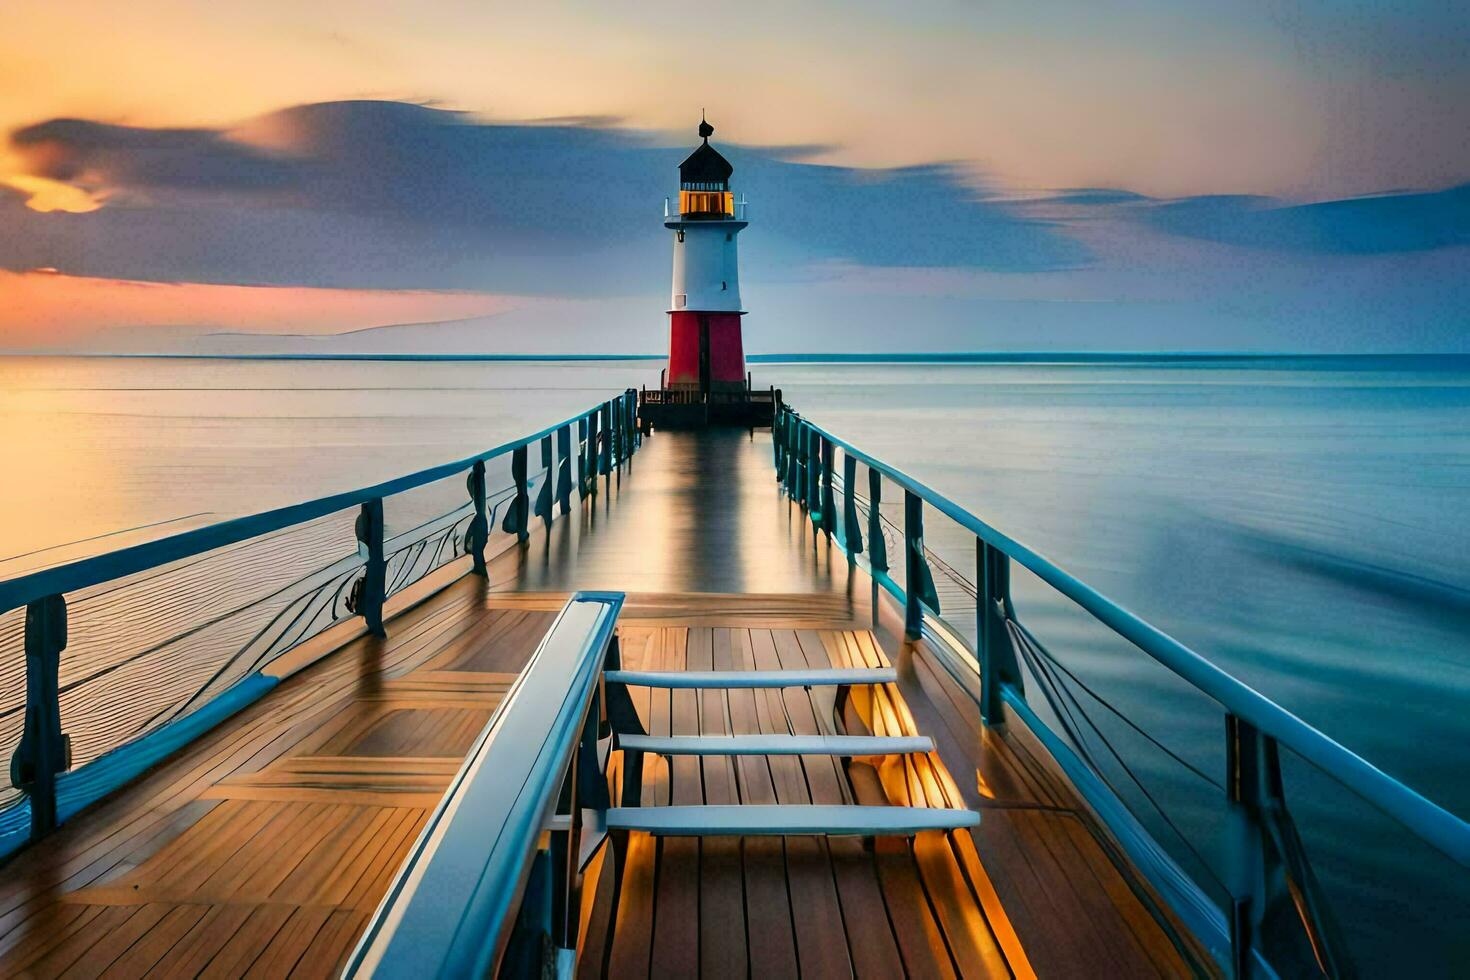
[2,351,1467,366]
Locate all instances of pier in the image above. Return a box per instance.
[0,397,1464,977]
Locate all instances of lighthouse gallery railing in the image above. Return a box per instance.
[0,390,640,860]
[773,404,1470,979]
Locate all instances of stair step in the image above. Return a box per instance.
[605,804,978,837]
[604,668,896,689]
[618,734,933,756]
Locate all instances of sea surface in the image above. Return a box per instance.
[1,354,1466,971]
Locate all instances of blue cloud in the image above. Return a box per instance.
[1,101,1084,292]
[1141,186,1470,254]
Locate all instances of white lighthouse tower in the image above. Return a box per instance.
[663,117,748,393]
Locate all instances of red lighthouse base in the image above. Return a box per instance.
[641,309,776,429]
[666,311,746,391]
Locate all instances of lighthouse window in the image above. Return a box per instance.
[676,229,684,242]
[722,280,728,290]
[725,233,732,242]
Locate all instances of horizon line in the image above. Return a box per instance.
[2,351,1468,364]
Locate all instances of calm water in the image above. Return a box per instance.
[1,355,1466,970]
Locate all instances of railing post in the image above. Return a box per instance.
[773,406,786,474]
[819,438,836,540]
[1223,715,1348,979]
[977,540,1021,724]
[903,491,925,639]
[556,425,573,515]
[841,453,863,557]
[625,390,638,454]
[502,446,530,542]
[1226,713,1269,979]
[785,416,801,496]
[807,429,822,525]
[600,402,612,476]
[466,460,489,576]
[867,467,888,574]
[355,497,387,636]
[11,594,69,839]
[534,435,554,530]
[586,412,599,497]
[610,397,622,467]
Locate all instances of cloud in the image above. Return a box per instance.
[11,118,300,194]
[1139,185,1470,254]
[0,100,1084,293]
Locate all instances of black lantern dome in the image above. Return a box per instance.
[677,117,734,218]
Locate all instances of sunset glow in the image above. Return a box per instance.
[0,270,516,349]
[0,0,1465,352]
[3,174,103,213]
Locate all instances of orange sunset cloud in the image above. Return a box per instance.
[0,270,516,349]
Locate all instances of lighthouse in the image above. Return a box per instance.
[641,116,776,428]
[665,117,747,393]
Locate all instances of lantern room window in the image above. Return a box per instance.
[679,189,734,218]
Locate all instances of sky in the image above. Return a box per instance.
[0,0,1467,353]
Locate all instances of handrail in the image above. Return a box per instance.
[790,410,1470,868]
[3,389,640,853]
[344,592,624,978]
[0,402,621,615]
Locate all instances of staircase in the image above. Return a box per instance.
[603,665,980,837]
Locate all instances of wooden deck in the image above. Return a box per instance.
[0,429,1207,977]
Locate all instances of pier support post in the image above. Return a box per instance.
[977,541,1021,724]
[355,498,387,637]
[12,594,69,839]
[466,461,489,577]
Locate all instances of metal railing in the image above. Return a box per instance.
[0,390,641,860]
[344,592,626,978]
[772,404,1470,978]
[662,196,749,221]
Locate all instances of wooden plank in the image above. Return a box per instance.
[149,905,254,976]
[741,840,800,979]
[243,905,335,979]
[20,905,143,977]
[98,904,210,978]
[289,908,369,978]
[0,905,108,974]
[699,629,740,805]
[875,838,960,980]
[747,630,808,806]
[828,838,906,977]
[913,831,1010,978]
[652,626,701,977]
[700,837,747,980]
[771,629,849,805]
[785,837,854,980]
[605,833,657,979]
[698,629,747,979]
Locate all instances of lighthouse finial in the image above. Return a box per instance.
[698,110,714,141]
